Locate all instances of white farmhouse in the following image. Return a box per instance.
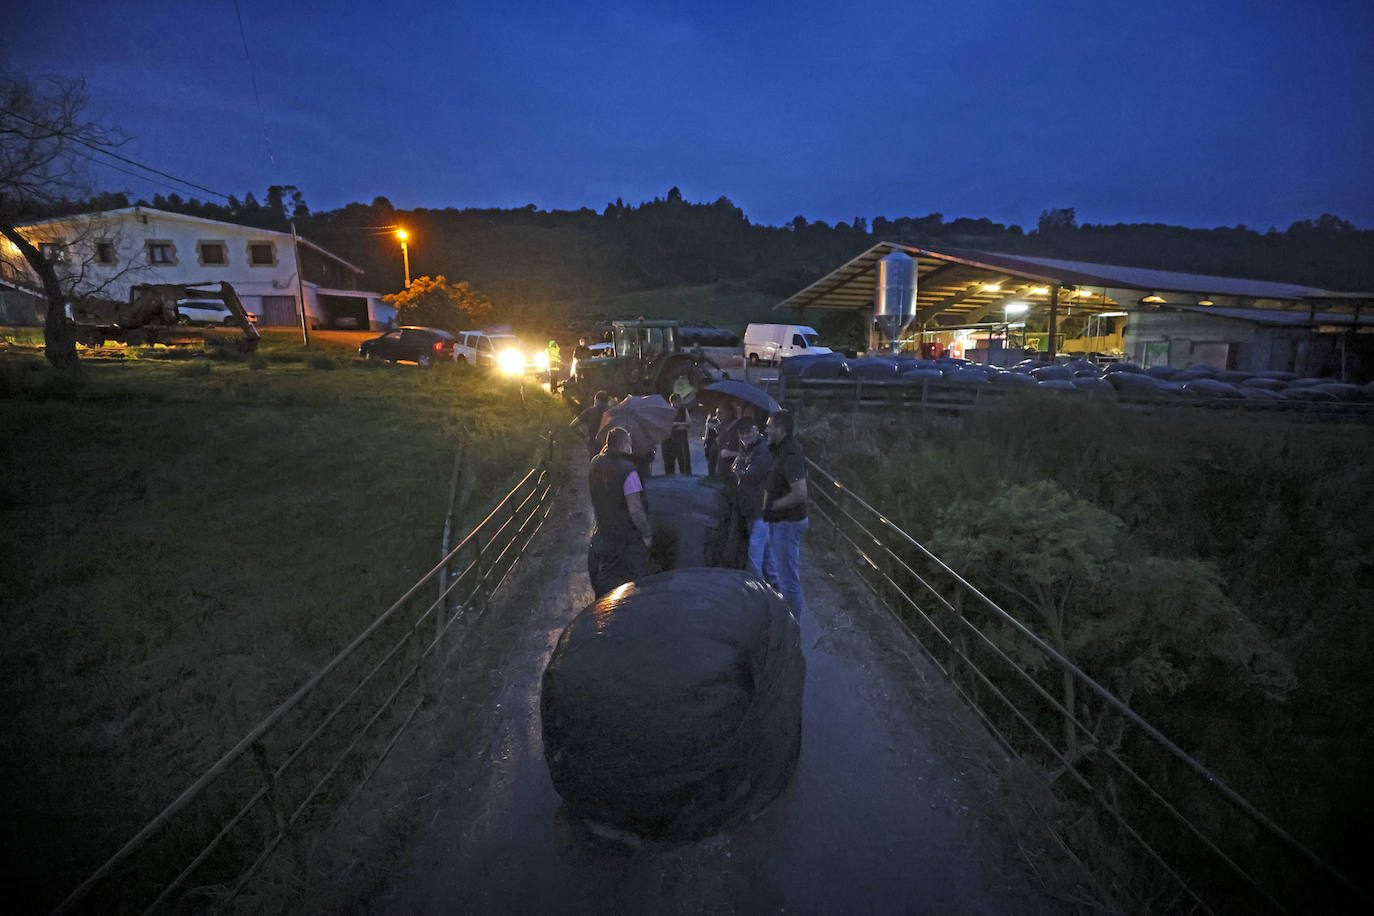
[3,206,395,330]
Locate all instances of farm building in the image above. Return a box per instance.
[777,242,1374,381]
[2,207,394,331]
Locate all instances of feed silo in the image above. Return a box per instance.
[873,249,917,354]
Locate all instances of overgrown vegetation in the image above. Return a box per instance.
[803,401,1372,903]
[0,346,568,911]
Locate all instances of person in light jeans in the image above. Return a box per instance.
[762,409,809,618]
[730,416,777,586]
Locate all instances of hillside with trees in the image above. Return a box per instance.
[36,188,1374,335]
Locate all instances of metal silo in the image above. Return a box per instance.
[873,249,918,354]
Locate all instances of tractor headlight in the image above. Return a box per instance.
[533,351,550,371]
[497,349,525,375]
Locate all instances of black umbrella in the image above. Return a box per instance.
[597,394,676,452]
[698,379,779,415]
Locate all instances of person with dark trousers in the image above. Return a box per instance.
[703,406,723,475]
[661,393,692,475]
[570,390,612,457]
[762,409,808,618]
[731,415,777,586]
[586,427,654,599]
[714,403,754,478]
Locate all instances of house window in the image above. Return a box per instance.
[198,241,227,266]
[247,242,276,266]
[94,241,116,265]
[38,241,68,264]
[145,240,177,265]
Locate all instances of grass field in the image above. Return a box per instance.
[0,332,570,909]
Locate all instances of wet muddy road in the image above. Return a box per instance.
[310,443,1062,914]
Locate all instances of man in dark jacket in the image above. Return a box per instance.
[570,390,611,457]
[587,426,654,599]
[661,393,692,475]
[731,416,776,586]
[762,409,808,618]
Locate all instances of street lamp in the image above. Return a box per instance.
[396,229,410,288]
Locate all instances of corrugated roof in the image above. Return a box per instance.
[1167,303,1374,327]
[775,241,1371,327]
[961,250,1331,299]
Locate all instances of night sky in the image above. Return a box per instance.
[5,0,1373,231]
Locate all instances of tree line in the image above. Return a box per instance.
[55,190,1374,315]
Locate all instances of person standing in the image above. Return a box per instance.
[703,406,723,475]
[586,427,654,599]
[731,416,776,586]
[570,390,612,457]
[661,393,692,475]
[714,403,753,478]
[762,409,808,618]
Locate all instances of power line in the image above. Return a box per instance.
[234,0,274,169]
[0,105,230,200]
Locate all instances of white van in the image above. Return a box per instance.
[743,323,831,365]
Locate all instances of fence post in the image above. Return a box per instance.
[250,742,305,872]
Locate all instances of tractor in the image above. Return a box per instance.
[563,318,723,410]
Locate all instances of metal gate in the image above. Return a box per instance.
[261,295,298,327]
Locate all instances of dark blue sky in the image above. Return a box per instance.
[6,0,1373,230]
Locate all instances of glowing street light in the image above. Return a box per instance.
[396,229,411,288]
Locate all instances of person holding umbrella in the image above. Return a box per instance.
[586,426,654,599]
[731,415,776,586]
[763,409,808,618]
[597,394,675,481]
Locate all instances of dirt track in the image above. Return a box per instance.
[301,444,1071,914]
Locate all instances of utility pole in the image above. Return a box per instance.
[291,221,310,347]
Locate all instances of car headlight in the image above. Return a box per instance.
[497,349,525,375]
[533,351,550,371]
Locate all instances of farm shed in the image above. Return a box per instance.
[777,242,1374,380]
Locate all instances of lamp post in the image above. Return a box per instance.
[396,229,410,288]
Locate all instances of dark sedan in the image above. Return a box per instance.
[359,327,455,366]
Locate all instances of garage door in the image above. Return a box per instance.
[261,295,298,327]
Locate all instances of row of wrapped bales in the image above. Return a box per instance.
[779,352,1374,402]
[541,475,804,840]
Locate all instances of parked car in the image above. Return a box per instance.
[358,326,456,366]
[453,330,540,373]
[176,299,259,326]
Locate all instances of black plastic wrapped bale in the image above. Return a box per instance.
[541,567,805,839]
[643,475,739,570]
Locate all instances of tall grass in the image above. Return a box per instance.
[801,400,1374,887]
[0,350,569,910]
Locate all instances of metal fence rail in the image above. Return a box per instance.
[54,443,561,915]
[806,458,1369,914]
[774,375,1374,421]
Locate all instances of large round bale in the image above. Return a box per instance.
[1030,364,1074,381]
[541,568,805,839]
[991,370,1037,387]
[848,358,900,378]
[643,475,738,570]
[1182,377,1243,398]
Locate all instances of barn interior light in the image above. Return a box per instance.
[1197,298,1214,306]
[1096,311,1129,318]
[1031,286,1050,295]
[1004,302,1030,314]
[1142,295,1166,303]
[982,283,1002,292]
[1076,289,1094,297]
